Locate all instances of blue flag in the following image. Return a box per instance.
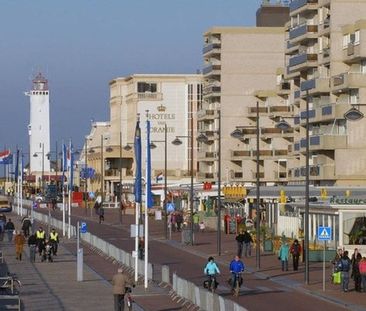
[62,143,67,172]
[146,119,153,208]
[68,141,74,191]
[134,120,142,203]
[14,149,20,181]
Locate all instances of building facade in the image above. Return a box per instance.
[198,26,288,186]
[285,0,366,186]
[84,74,203,199]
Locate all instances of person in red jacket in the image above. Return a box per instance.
[290,239,302,271]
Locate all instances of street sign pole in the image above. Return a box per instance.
[77,221,84,282]
[323,240,326,291]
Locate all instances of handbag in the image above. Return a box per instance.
[332,271,341,284]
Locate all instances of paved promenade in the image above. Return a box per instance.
[25,205,366,311]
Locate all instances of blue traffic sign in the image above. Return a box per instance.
[80,222,87,234]
[317,226,332,241]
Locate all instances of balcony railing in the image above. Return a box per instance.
[289,53,317,67]
[202,43,221,54]
[289,24,318,40]
[290,0,318,12]
[202,64,221,75]
[300,78,316,91]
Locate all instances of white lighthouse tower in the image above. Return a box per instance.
[26,73,51,180]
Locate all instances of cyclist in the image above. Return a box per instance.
[204,256,220,291]
[229,255,245,294]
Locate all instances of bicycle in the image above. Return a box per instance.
[0,274,22,294]
[125,286,133,311]
[231,272,242,297]
[207,274,218,293]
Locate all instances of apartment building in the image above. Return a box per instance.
[285,0,366,186]
[198,25,287,185]
[83,74,203,197]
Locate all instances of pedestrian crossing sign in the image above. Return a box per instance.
[317,226,332,241]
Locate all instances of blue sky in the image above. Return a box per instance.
[0,0,264,153]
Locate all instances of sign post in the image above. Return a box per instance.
[317,226,332,291]
[77,221,87,282]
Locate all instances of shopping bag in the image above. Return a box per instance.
[332,271,341,284]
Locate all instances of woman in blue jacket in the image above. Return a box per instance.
[204,256,220,290]
[278,242,290,271]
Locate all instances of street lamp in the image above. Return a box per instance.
[231,101,261,269]
[344,105,366,121]
[275,90,309,284]
[33,142,45,195]
[150,123,168,239]
[172,133,194,246]
[196,110,222,255]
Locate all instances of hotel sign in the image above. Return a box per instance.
[329,197,366,205]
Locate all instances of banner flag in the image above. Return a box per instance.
[134,120,142,203]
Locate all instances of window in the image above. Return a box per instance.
[137,82,157,93]
[343,34,349,49]
[355,30,360,45]
[361,60,366,74]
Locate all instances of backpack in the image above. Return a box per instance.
[359,260,366,275]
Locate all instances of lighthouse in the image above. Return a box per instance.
[26,73,51,180]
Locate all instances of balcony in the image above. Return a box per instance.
[290,0,318,14]
[343,42,366,64]
[289,24,318,43]
[202,43,221,56]
[261,127,294,139]
[285,40,299,55]
[288,53,318,72]
[306,103,349,123]
[301,78,330,96]
[290,164,335,180]
[197,151,217,161]
[276,81,291,96]
[247,106,269,117]
[202,64,221,76]
[197,109,216,121]
[268,105,294,118]
[274,171,288,180]
[298,134,347,151]
[331,72,366,93]
[203,84,221,97]
[231,150,252,159]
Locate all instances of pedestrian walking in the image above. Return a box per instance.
[193,213,200,232]
[290,239,302,271]
[359,256,366,292]
[14,231,26,261]
[243,230,253,257]
[352,251,362,292]
[176,212,183,232]
[171,212,177,232]
[4,218,15,242]
[278,242,290,271]
[28,233,37,263]
[99,206,105,224]
[35,226,46,256]
[49,228,59,256]
[112,267,133,311]
[235,229,245,257]
[338,250,352,292]
[21,215,32,237]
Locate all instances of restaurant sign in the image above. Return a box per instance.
[329,197,366,205]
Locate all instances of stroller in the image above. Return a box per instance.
[42,242,53,262]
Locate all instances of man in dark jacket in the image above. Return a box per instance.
[339,250,352,292]
[28,234,37,263]
[4,219,15,242]
[21,216,32,237]
[235,230,245,257]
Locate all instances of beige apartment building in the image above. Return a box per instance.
[284,0,366,186]
[83,74,203,197]
[198,26,288,185]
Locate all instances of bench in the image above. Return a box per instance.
[0,295,20,311]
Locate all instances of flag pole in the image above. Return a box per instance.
[62,141,66,236]
[68,140,72,239]
[20,151,23,217]
[135,202,139,283]
[144,110,150,289]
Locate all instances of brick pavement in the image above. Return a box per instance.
[26,205,364,311]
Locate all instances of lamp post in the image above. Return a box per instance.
[172,133,194,246]
[150,123,168,239]
[231,101,261,269]
[119,131,123,224]
[276,90,310,284]
[33,143,45,196]
[196,110,222,255]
